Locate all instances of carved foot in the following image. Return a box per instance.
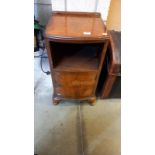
[53,97,61,105]
[88,97,96,106]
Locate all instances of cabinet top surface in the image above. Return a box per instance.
[45,11,108,41]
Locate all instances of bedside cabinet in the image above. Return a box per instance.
[45,11,109,105]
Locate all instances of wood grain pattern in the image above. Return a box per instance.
[45,11,109,104]
[54,72,97,86]
[56,85,94,98]
[45,11,108,42]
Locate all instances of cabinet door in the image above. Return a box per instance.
[54,71,97,98]
[55,85,94,98]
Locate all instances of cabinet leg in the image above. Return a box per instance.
[88,97,96,106]
[53,97,61,105]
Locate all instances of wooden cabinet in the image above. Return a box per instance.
[45,11,109,105]
[100,30,121,98]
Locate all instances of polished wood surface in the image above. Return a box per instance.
[45,11,108,42]
[108,30,121,74]
[54,72,96,86]
[54,71,96,98]
[101,30,121,98]
[45,11,109,104]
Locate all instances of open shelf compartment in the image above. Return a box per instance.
[50,42,104,71]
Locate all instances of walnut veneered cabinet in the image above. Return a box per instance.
[45,11,109,105]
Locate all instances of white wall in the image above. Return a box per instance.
[34,0,111,25]
[51,0,111,21]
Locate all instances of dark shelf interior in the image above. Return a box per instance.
[50,42,104,71]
